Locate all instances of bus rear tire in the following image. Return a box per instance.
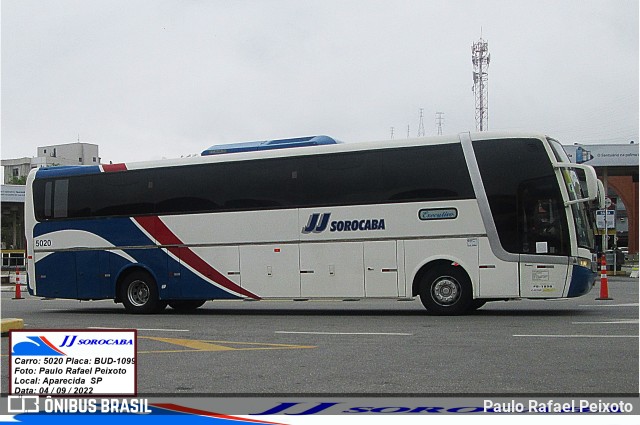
[168,300,206,312]
[120,271,166,314]
[419,265,472,315]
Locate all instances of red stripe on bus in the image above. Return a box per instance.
[133,216,260,300]
[102,163,127,172]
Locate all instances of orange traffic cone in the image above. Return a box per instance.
[596,254,613,300]
[12,270,23,300]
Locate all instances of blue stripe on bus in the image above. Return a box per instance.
[34,218,152,247]
[201,135,338,155]
[33,249,243,301]
[36,165,101,178]
[32,218,245,301]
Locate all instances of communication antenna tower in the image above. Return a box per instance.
[435,112,444,135]
[390,126,395,140]
[472,36,490,131]
[417,108,426,137]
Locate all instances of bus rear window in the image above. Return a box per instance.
[35,179,69,220]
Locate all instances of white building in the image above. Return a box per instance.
[1,142,100,183]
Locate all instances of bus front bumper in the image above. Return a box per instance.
[567,264,597,297]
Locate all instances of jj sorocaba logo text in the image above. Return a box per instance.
[60,335,134,348]
[302,213,386,234]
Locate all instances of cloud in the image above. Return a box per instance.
[1,0,637,164]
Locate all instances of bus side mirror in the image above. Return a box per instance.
[596,179,606,209]
[555,163,599,205]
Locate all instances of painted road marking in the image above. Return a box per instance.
[572,319,638,324]
[513,334,638,338]
[89,326,190,332]
[275,331,413,336]
[579,303,639,307]
[138,336,316,354]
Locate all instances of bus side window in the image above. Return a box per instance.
[53,179,69,218]
[44,181,53,218]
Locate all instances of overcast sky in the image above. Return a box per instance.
[1,0,638,164]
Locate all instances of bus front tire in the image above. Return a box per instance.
[419,265,472,315]
[120,271,166,314]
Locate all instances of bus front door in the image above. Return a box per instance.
[518,192,571,298]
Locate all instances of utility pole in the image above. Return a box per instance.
[417,108,425,137]
[472,36,490,131]
[435,112,444,135]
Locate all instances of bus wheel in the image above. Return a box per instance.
[168,300,206,312]
[419,265,472,315]
[120,271,166,314]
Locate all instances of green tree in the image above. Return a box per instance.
[8,176,27,185]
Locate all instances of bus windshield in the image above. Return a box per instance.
[548,139,595,250]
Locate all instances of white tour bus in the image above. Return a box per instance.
[25,132,603,315]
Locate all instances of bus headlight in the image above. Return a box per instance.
[573,256,593,270]
[577,258,591,269]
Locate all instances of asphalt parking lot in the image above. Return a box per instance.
[1,276,638,396]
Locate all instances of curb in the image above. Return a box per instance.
[1,318,24,335]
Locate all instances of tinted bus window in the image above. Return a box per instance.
[33,142,475,220]
[300,152,382,206]
[473,138,569,255]
[65,172,153,218]
[382,144,474,202]
[153,157,301,214]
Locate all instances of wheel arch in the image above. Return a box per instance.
[411,258,474,298]
[114,264,159,303]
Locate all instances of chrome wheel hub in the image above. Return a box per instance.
[432,277,460,306]
[128,280,150,307]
